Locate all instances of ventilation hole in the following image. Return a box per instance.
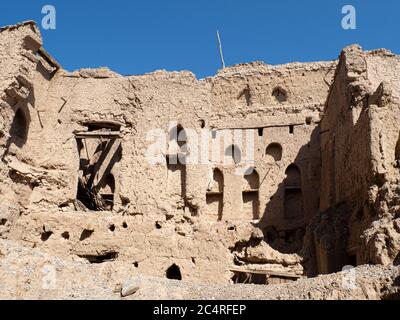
[199,119,206,128]
[122,222,128,229]
[166,264,182,280]
[41,231,53,242]
[61,232,70,240]
[238,86,252,106]
[258,128,263,137]
[78,252,118,264]
[121,197,130,207]
[0,219,7,226]
[156,222,162,229]
[212,131,217,139]
[133,262,139,268]
[272,87,288,103]
[109,224,116,232]
[306,117,313,125]
[80,229,94,241]
[289,125,294,134]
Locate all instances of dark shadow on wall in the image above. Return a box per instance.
[381,275,400,300]
[394,252,400,266]
[9,107,30,148]
[167,155,187,199]
[257,126,321,266]
[206,168,224,220]
[242,169,260,220]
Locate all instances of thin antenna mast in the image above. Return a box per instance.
[216,30,226,69]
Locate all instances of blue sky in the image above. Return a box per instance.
[1,1,399,78]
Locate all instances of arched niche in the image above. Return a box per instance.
[284,164,304,220]
[265,143,283,162]
[206,168,224,220]
[169,124,187,151]
[10,106,30,147]
[272,86,288,103]
[225,144,242,165]
[285,164,302,189]
[242,169,260,219]
[166,263,182,280]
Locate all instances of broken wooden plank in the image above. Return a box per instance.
[79,119,124,129]
[229,267,302,279]
[74,131,123,138]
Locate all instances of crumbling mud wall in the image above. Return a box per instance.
[317,45,400,274]
[1,21,399,286]
[0,21,53,237]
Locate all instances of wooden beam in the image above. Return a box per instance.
[74,131,123,139]
[229,267,302,279]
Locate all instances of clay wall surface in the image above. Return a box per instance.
[1,22,400,284]
[317,46,400,273]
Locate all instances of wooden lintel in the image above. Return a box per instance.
[74,131,123,139]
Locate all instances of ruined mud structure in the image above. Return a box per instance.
[0,21,399,295]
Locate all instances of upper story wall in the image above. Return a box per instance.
[209,61,336,129]
[0,22,334,235]
[0,22,48,234]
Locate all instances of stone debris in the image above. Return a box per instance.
[121,276,141,297]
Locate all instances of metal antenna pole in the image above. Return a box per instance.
[216,30,226,69]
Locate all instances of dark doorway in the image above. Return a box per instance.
[166,264,182,280]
